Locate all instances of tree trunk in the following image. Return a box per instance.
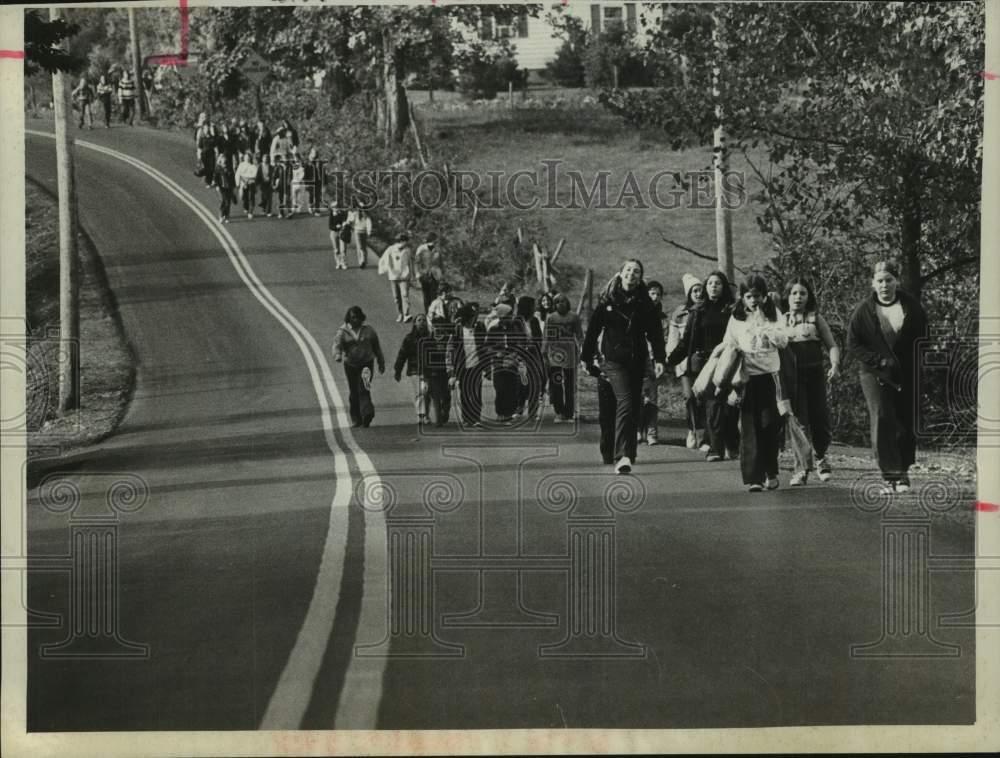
[381,26,409,146]
[899,158,923,300]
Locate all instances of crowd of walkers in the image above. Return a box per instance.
[71,68,146,129]
[333,249,926,496]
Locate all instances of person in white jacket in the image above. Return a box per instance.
[378,232,415,322]
[717,273,789,492]
[347,205,374,268]
[235,152,259,219]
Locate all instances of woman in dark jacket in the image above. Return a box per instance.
[333,305,386,428]
[846,260,928,494]
[667,269,738,461]
[394,314,433,424]
[580,260,666,474]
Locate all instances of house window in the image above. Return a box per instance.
[492,12,529,39]
[603,6,624,31]
[591,4,637,34]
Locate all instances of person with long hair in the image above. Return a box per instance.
[580,260,666,474]
[394,314,433,425]
[720,274,790,491]
[348,204,374,268]
[513,295,545,421]
[212,152,234,224]
[667,270,738,460]
[639,279,669,446]
[447,303,487,428]
[780,277,841,485]
[235,151,258,220]
[333,305,385,428]
[665,274,706,449]
[544,293,583,422]
[846,260,928,494]
[327,195,349,271]
[486,302,520,424]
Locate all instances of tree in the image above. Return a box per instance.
[602,2,984,301]
[24,9,82,75]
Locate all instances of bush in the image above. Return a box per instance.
[544,19,587,88]
[583,27,649,90]
[454,40,525,100]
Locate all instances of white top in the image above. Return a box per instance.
[235,162,258,188]
[722,311,789,375]
[462,327,479,368]
[347,211,372,236]
[414,243,442,278]
[378,243,413,281]
[876,301,905,348]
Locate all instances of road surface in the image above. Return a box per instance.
[23,122,975,731]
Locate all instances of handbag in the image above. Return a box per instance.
[339,224,353,244]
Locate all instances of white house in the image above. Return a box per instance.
[465,2,659,78]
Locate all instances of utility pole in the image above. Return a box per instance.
[50,7,80,413]
[711,9,734,283]
[128,7,147,119]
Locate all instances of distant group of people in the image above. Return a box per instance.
[330,254,926,495]
[192,112,322,224]
[71,69,139,129]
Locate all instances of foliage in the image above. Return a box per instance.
[601,1,983,446]
[543,15,587,88]
[583,25,648,90]
[24,10,83,75]
[454,39,524,100]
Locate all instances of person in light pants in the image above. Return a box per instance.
[394,315,433,423]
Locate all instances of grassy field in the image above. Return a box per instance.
[25,180,134,462]
[416,94,773,310]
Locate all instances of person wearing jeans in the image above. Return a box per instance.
[580,260,666,474]
[333,306,386,428]
[379,233,415,322]
[447,303,487,428]
[394,315,434,424]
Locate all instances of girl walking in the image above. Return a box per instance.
[236,152,258,219]
[846,260,928,494]
[780,278,841,485]
[394,314,433,425]
[328,197,350,270]
[580,260,666,474]
[667,270,738,461]
[96,74,114,128]
[665,274,706,449]
[447,303,487,428]
[257,154,274,217]
[514,295,545,421]
[486,302,520,424]
[333,306,386,428]
[348,205,374,268]
[720,274,790,492]
[212,152,234,224]
[544,293,583,422]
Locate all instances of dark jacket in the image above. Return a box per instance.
[446,322,487,375]
[394,330,433,379]
[328,207,349,232]
[213,163,234,190]
[581,282,666,369]
[846,288,928,389]
[667,298,732,370]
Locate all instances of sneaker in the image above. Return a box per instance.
[765,476,780,490]
[880,480,897,495]
[266,212,273,218]
[646,435,659,447]
[553,416,564,424]
[247,212,253,219]
[361,366,372,391]
[816,458,832,482]
[725,448,740,461]
[789,471,808,486]
[615,457,633,475]
[699,443,711,453]
[685,431,697,449]
[396,314,403,322]
[706,453,722,462]
[748,483,763,492]
[403,314,413,323]
[895,476,911,493]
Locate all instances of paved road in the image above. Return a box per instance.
[24,122,975,731]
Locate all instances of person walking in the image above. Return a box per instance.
[117,69,137,125]
[394,314,434,425]
[486,302,520,424]
[665,274,706,449]
[513,295,545,421]
[305,147,323,215]
[72,75,95,129]
[256,153,274,217]
[780,277,841,486]
[544,293,583,422]
[580,260,666,474]
[667,270,738,461]
[216,122,236,173]
[327,196,350,270]
[639,280,669,446]
[236,151,258,220]
[447,303,487,428]
[425,317,454,427]
[269,128,294,164]
[846,260,928,494]
[414,233,443,312]
[348,204,374,268]
[95,74,114,128]
[333,306,385,428]
[719,274,790,492]
[428,281,456,325]
[212,152,234,224]
[271,152,289,218]
[194,114,216,188]
[378,233,415,322]
[252,119,272,157]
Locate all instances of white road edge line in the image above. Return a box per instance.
[27,130,387,730]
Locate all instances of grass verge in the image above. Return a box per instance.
[25,179,135,463]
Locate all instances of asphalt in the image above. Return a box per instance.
[23,121,976,731]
